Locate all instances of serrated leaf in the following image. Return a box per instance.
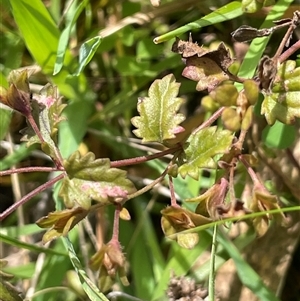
[131,74,185,144]
[178,126,233,179]
[261,61,300,125]
[60,151,136,208]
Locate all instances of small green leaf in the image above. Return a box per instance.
[262,121,296,149]
[131,74,185,144]
[178,126,233,179]
[261,61,300,125]
[74,36,102,76]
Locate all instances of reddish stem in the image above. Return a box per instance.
[194,107,225,133]
[112,204,121,242]
[279,40,300,63]
[238,155,267,191]
[168,175,177,206]
[0,166,62,176]
[27,114,45,144]
[0,173,65,221]
[110,145,182,168]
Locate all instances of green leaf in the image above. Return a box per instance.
[153,1,242,43]
[131,74,185,144]
[54,0,89,75]
[262,121,296,149]
[74,36,102,76]
[60,151,136,208]
[178,126,233,179]
[261,61,300,125]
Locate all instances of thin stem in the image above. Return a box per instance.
[110,145,181,168]
[0,166,62,176]
[127,168,169,200]
[208,223,217,301]
[112,204,121,242]
[168,175,177,206]
[27,114,45,144]
[0,173,65,221]
[194,107,225,133]
[279,40,300,63]
[273,17,298,61]
[234,129,248,151]
[229,161,236,202]
[239,155,266,191]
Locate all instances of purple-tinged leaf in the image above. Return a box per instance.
[60,151,136,208]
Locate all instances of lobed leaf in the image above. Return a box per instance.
[178,126,233,179]
[131,74,185,144]
[261,61,300,125]
[60,151,136,208]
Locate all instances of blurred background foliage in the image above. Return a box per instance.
[0,0,300,300]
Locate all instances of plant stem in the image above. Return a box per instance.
[239,155,266,191]
[0,173,64,221]
[209,223,217,301]
[273,13,299,61]
[0,166,62,176]
[27,113,45,144]
[127,168,169,200]
[168,175,177,206]
[112,204,121,242]
[110,145,181,168]
[279,40,300,63]
[194,107,225,133]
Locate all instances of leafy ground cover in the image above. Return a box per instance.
[0,0,300,300]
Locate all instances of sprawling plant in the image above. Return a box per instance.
[0,0,299,300]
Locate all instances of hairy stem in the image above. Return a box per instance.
[0,166,62,176]
[112,204,121,242]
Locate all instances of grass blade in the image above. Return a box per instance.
[153,1,242,43]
